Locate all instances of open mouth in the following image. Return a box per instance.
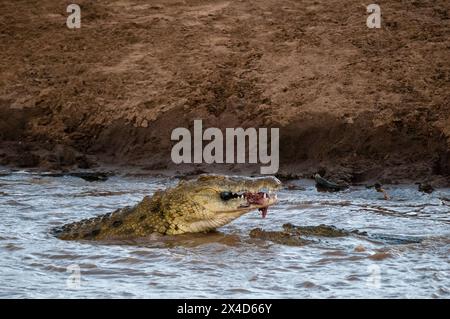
[221,191,277,218]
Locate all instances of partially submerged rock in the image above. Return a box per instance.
[314,174,349,192]
[282,223,366,237]
[418,183,434,194]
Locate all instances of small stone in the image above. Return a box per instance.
[368,252,392,261]
[418,183,434,194]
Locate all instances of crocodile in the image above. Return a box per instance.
[52,174,281,240]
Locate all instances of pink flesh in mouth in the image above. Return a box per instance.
[244,192,270,218]
[259,207,268,218]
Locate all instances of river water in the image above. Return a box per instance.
[0,171,449,298]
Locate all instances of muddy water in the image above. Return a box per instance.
[0,171,449,298]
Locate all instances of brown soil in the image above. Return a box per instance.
[0,0,449,184]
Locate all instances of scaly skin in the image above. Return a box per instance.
[314,174,349,192]
[250,224,422,246]
[53,175,281,240]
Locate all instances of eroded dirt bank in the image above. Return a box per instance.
[0,0,449,184]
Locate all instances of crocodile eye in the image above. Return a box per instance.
[220,191,233,201]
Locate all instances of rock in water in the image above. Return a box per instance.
[69,172,109,182]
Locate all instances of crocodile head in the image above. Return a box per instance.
[161,174,282,234]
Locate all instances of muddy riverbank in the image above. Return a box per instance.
[1,0,449,184]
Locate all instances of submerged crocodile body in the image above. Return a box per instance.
[250,223,422,246]
[53,175,281,240]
